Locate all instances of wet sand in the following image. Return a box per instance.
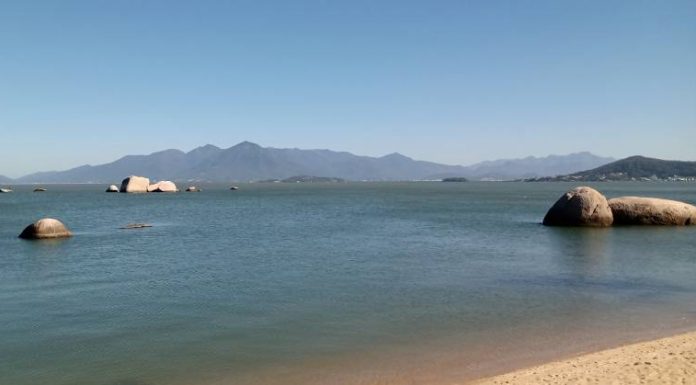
[469,331,696,385]
[198,323,696,385]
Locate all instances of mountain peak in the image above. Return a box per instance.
[381,152,412,161]
[193,144,221,151]
[232,141,262,149]
[623,155,653,161]
[150,149,186,156]
[187,144,223,161]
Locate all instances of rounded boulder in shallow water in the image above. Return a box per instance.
[147,181,178,192]
[19,218,72,240]
[543,186,613,227]
[120,176,150,193]
[106,184,119,192]
[608,197,696,225]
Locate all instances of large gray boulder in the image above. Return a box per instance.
[120,176,150,193]
[147,181,178,192]
[19,218,72,240]
[543,186,613,227]
[608,197,696,225]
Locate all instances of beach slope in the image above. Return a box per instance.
[470,331,696,385]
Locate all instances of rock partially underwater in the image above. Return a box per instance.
[147,181,178,193]
[543,187,696,227]
[543,186,613,227]
[609,197,696,226]
[19,218,72,240]
[120,176,150,193]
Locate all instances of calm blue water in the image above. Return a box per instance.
[1,182,695,385]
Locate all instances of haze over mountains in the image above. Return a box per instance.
[461,152,614,181]
[5,141,615,183]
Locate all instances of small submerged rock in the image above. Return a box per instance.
[106,185,119,193]
[185,186,201,192]
[543,186,613,227]
[19,218,72,240]
[121,223,153,229]
[230,186,239,191]
[33,187,47,192]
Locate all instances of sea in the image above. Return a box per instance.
[1,182,695,385]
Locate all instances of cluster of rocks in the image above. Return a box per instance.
[111,176,209,193]
[16,175,243,241]
[19,185,691,242]
[18,218,155,240]
[543,186,696,227]
[117,176,178,193]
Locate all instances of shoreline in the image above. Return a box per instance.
[194,322,696,385]
[467,330,696,385]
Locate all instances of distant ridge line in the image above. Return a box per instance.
[528,155,696,182]
[5,142,615,183]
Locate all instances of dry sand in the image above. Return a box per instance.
[468,331,696,385]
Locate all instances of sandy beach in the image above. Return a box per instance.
[469,331,696,385]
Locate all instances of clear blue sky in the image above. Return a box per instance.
[1,0,694,177]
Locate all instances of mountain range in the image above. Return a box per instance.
[3,141,614,183]
[532,156,696,181]
[461,152,615,181]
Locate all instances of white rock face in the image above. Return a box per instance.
[147,181,178,192]
[609,197,696,225]
[120,176,150,193]
[106,185,119,192]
